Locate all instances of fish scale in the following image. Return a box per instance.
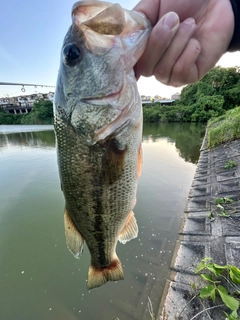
[54,0,151,289]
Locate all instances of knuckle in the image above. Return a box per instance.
[153,65,170,84]
[136,62,154,78]
[141,69,154,78]
[168,79,184,87]
[170,64,199,87]
[172,60,185,76]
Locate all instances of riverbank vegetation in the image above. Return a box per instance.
[143,66,240,123]
[21,99,53,124]
[1,66,240,125]
[207,107,240,148]
[0,99,53,125]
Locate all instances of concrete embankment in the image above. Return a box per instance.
[158,134,240,320]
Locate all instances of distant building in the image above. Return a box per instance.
[141,94,176,106]
[141,95,154,106]
[0,92,54,115]
[47,92,54,101]
[171,92,181,100]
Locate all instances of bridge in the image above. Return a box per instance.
[3,104,33,115]
[0,82,55,115]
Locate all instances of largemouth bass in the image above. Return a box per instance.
[54,0,151,289]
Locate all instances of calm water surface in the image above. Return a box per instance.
[0,123,205,320]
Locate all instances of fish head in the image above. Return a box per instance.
[54,0,151,144]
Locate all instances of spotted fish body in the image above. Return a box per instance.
[54,0,151,289]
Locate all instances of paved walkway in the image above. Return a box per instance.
[158,135,240,320]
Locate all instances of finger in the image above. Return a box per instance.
[153,18,196,84]
[134,12,180,80]
[133,0,160,26]
[168,38,201,87]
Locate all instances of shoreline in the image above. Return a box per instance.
[158,131,240,319]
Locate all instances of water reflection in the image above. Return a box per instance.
[0,128,55,149]
[0,123,205,163]
[0,124,203,320]
[143,122,206,163]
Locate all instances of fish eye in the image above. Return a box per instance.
[62,43,83,66]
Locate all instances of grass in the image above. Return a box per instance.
[207,107,240,148]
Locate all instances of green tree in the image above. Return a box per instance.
[0,99,54,125]
[21,99,53,124]
[201,66,240,110]
[172,66,240,122]
[0,108,20,124]
[224,80,240,110]
[180,83,198,105]
[202,66,239,91]
[191,95,225,122]
[196,81,215,98]
[143,104,161,123]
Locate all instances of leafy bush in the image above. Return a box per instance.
[143,66,240,123]
[195,258,240,320]
[0,108,21,124]
[0,99,53,125]
[21,99,53,124]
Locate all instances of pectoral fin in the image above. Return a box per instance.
[119,211,138,244]
[64,210,84,259]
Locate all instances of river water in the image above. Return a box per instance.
[0,123,205,320]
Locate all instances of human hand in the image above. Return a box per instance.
[134,0,234,87]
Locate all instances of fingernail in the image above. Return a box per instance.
[183,17,195,26]
[163,12,179,30]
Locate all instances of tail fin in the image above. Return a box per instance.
[87,257,124,289]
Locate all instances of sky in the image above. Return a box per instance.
[1,0,240,99]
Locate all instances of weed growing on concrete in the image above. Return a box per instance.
[216,197,233,205]
[208,211,216,222]
[225,160,237,170]
[209,197,235,221]
[195,258,240,320]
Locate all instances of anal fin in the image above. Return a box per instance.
[119,211,138,244]
[87,256,124,289]
[64,209,84,259]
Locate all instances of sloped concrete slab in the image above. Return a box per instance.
[159,136,240,320]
